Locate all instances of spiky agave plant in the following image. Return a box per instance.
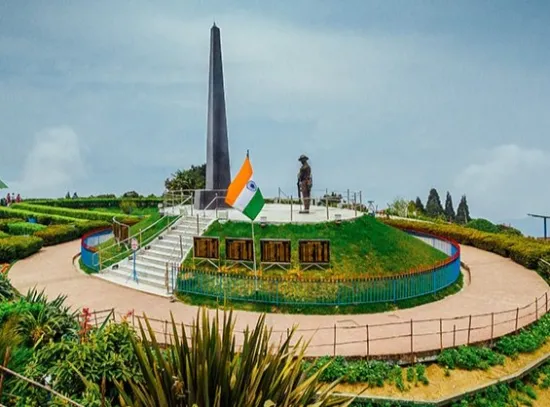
[116,308,352,407]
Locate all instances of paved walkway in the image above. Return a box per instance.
[9,240,549,357]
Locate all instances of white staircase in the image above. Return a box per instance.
[96,212,213,296]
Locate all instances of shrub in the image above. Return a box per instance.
[381,218,550,272]
[33,225,80,246]
[0,218,21,232]
[0,236,43,262]
[7,222,47,236]
[466,218,499,234]
[0,206,81,225]
[437,346,504,370]
[11,203,138,223]
[26,197,162,209]
[120,199,137,215]
[0,231,9,239]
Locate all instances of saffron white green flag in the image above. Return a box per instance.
[225,155,265,221]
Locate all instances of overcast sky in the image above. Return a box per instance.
[1,1,549,236]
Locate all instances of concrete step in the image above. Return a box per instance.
[117,263,169,282]
[96,273,170,297]
[138,253,181,267]
[103,267,169,291]
[162,232,196,242]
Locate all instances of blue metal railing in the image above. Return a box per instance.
[175,230,461,306]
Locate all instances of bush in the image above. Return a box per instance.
[437,346,504,370]
[0,218,21,232]
[0,231,9,239]
[381,218,550,272]
[26,197,162,209]
[7,222,47,236]
[466,218,499,234]
[120,199,137,215]
[11,203,138,223]
[0,206,81,225]
[33,225,80,246]
[0,236,43,262]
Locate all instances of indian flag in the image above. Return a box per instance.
[225,155,265,221]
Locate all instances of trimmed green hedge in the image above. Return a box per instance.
[0,218,21,232]
[27,197,162,209]
[0,207,82,225]
[0,231,9,239]
[381,218,550,270]
[33,221,111,246]
[10,203,139,223]
[0,236,43,263]
[7,222,47,235]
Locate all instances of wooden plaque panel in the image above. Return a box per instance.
[260,239,291,264]
[225,238,254,262]
[113,223,129,242]
[193,237,220,259]
[298,239,330,264]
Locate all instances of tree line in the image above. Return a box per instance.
[415,189,471,224]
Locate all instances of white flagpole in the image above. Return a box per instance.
[251,220,258,292]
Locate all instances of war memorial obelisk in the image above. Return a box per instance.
[194,23,231,209]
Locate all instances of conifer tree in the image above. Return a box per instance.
[456,195,472,224]
[444,191,456,222]
[425,188,444,218]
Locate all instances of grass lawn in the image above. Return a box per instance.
[185,215,449,279]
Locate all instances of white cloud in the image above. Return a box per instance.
[454,144,550,220]
[9,127,87,198]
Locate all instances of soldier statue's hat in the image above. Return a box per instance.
[298,154,309,161]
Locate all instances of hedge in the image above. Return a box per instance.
[7,222,47,235]
[10,203,139,223]
[33,221,111,246]
[381,218,550,270]
[0,218,21,232]
[27,197,162,209]
[0,236,43,263]
[0,207,82,225]
[0,231,9,239]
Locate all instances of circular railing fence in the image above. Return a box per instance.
[81,228,112,271]
[175,229,461,306]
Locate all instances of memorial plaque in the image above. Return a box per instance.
[113,222,129,242]
[225,238,254,262]
[193,236,220,259]
[260,239,291,264]
[298,239,330,264]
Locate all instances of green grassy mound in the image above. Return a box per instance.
[191,215,448,279]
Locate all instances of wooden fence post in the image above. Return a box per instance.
[333,324,337,356]
[453,325,456,347]
[164,320,168,344]
[546,292,548,313]
[0,347,11,400]
[467,315,472,345]
[515,307,520,331]
[440,319,443,350]
[536,297,539,321]
[410,319,414,355]
[491,312,495,345]
[366,325,370,359]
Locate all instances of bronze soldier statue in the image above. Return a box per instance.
[297,154,312,213]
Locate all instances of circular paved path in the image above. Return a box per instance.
[9,240,549,357]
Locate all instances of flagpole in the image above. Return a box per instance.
[251,220,258,293]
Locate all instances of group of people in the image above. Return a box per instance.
[0,193,22,207]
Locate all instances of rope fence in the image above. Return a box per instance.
[86,290,550,358]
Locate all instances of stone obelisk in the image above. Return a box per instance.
[195,23,231,209]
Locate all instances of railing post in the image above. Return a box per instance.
[333,324,337,356]
[546,292,548,313]
[536,297,539,321]
[165,264,169,294]
[410,319,414,355]
[491,312,495,345]
[467,315,472,345]
[179,235,183,258]
[290,195,293,222]
[278,187,281,203]
[366,324,370,359]
[347,189,350,205]
[196,214,200,235]
[440,319,443,350]
[515,307,520,331]
[354,192,357,217]
[359,190,363,210]
[453,324,456,347]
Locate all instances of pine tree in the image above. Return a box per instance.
[415,197,425,214]
[425,188,444,218]
[456,195,472,224]
[444,192,456,222]
[65,191,70,199]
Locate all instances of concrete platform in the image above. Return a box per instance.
[202,203,363,224]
